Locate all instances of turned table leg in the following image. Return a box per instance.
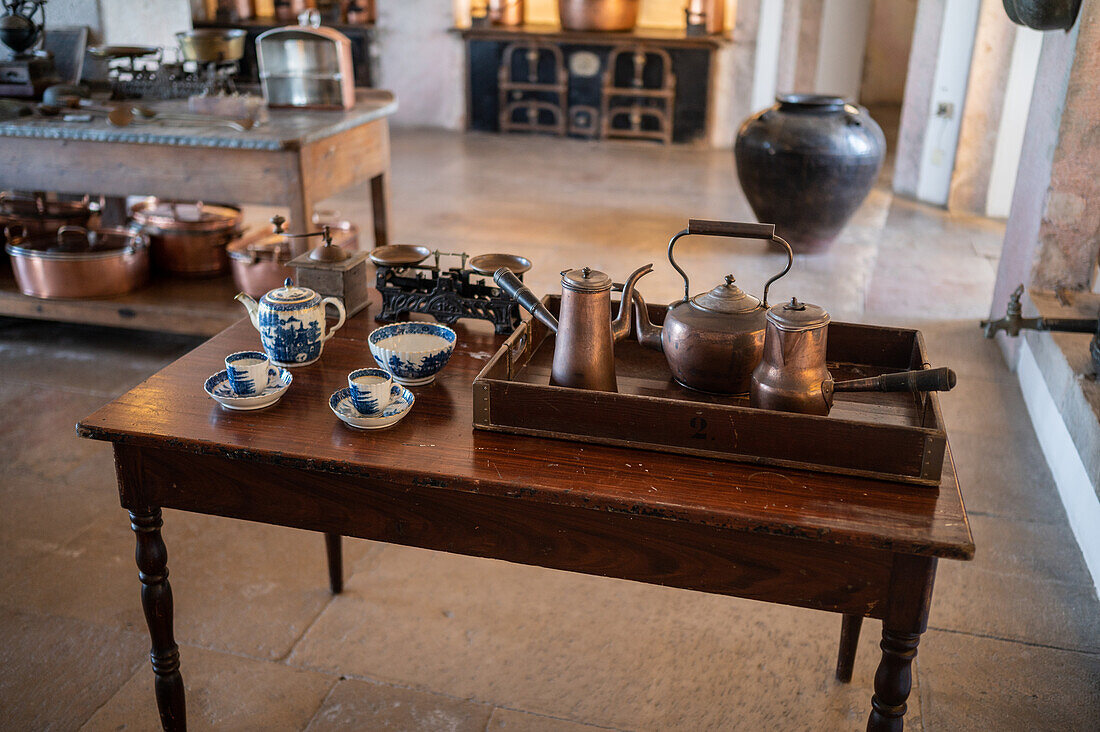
[866,554,936,732]
[868,629,921,731]
[836,613,863,682]
[324,533,343,594]
[130,509,186,732]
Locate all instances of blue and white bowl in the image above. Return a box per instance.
[368,322,456,386]
[205,366,292,411]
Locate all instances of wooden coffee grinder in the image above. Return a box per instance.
[286,223,371,317]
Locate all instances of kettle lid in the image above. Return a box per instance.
[261,277,319,308]
[691,275,761,314]
[561,266,612,292]
[766,297,830,331]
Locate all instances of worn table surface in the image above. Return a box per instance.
[78,295,975,561]
[0,90,397,151]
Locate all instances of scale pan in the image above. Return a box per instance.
[369,244,432,267]
[469,253,532,276]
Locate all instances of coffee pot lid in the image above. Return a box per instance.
[561,266,612,292]
[691,275,761,314]
[766,297,830,331]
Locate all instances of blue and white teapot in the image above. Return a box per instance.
[236,278,346,367]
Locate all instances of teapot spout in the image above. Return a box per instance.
[234,292,260,330]
[631,288,663,351]
[611,263,653,342]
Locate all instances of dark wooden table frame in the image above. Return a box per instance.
[79,306,973,732]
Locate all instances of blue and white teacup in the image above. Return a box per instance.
[225,351,270,396]
[348,367,395,416]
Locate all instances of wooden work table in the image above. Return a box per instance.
[78,295,973,731]
[0,90,396,334]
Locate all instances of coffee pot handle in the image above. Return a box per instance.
[668,219,794,307]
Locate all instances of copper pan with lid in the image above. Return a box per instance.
[130,198,243,277]
[5,225,149,299]
[0,192,99,244]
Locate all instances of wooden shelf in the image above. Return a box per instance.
[0,268,245,336]
[456,22,731,48]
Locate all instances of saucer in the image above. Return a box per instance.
[205,366,292,410]
[330,384,414,430]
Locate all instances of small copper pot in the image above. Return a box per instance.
[130,199,243,277]
[749,298,832,415]
[559,0,639,31]
[489,0,524,26]
[6,226,149,299]
[0,192,97,244]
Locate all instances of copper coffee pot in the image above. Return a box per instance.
[494,263,653,392]
[632,219,794,394]
[750,297,957,415]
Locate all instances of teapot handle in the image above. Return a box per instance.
[668,219,794,308]
[320,297,346,342]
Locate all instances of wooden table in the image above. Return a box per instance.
[77,299,974,732]
[0,91,397,334]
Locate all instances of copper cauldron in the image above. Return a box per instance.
[559,0,639,31]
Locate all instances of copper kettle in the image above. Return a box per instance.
[632,219,793,393]
[494,263,653,392]
[750,297,957,415]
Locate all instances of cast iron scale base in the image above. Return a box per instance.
[371,246,531,335]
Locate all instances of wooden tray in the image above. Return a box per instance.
[472,296,948,487]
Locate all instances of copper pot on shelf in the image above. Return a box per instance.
[130,199,243,278]
[0,192,98,244]
[489,0,524,26]
[749,297,958,415]
[559,0,639,31]
[5,225,149,299]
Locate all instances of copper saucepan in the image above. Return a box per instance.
[6,225,149,299]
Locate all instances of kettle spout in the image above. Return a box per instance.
[234,292,260,330]
[631,288,663,351]
[611,263,653,342]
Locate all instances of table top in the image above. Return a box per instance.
[0,90,397,151]
[77,296,974,561]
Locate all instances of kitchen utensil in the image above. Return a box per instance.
[749,297,832,414]
[225,350,271,396]
[129,198,243,277]
[489,0,524,25]
[632,219,793,394]
[236,277,347,367]
[330,383,414,430]
[5,225,149,298]
[0,191,97,243]
[107,106,254,132]
[87,44,160,60]
[205,365,293,411]
[494,262,653,392]
[369,244,432,267]
[558,0,639,31]
[750,295,957,414]
[348,367,394,415]
[228,214,357,298]
[256,10,356,109]
[468,253,531,277]
[367,322,457,386]
[176,28,247,64]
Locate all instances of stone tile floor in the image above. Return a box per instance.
[1,129,1098,730]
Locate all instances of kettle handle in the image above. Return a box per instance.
[669,219,794,307]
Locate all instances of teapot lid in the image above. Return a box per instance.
[261,277,319,309]
[766,297,830,331]
[561,266,612,292]
[691,275,761,314]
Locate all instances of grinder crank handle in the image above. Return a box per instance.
[493,267,559,334]
[831,367,957,393]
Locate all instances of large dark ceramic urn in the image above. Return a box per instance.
[734,94,885,254]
